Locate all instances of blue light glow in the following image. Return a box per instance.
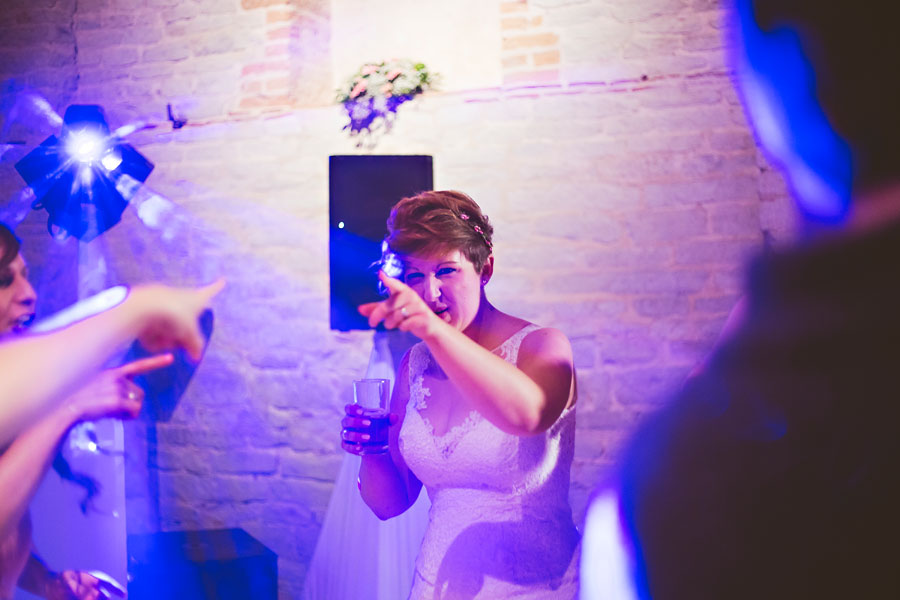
[730,0,853,223]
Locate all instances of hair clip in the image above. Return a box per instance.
[457,212,491,249]
[473,225,492,249]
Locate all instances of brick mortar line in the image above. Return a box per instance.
[189,69,736,124]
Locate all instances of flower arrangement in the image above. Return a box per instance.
[336,59,436,144]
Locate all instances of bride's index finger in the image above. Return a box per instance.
[367,301,390,328]
[358,302,379,317]
[378,270,406,294]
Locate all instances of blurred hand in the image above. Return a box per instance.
[65,354,173,423]
[358,272,442,341]
[43,570,101,600]
[130,280,224,361]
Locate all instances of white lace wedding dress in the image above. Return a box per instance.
[399,324,580,599]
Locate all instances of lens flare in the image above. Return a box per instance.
[66,130,105,163]
[100,151,123,171]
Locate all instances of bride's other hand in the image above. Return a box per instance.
[358,272,442,340]
[340,403,398,456]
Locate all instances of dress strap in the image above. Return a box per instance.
[408,342,432,411]
[495,323,543,365]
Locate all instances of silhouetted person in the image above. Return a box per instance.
[582,0,900,598]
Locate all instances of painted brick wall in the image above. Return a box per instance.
[501,0,562,85]
[0,1,795,597]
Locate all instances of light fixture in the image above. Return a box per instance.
[14,104,154,241]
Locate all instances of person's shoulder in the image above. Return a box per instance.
[398,347,412,371]
[519,323,573,359]
[617,369,731,490]
[400,339,433,377]
[399,340,427,370]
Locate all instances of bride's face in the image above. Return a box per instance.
[401,249,485,333]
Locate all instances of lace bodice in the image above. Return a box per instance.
[398,324,580,599]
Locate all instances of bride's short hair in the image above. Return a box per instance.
[384,190,494,272]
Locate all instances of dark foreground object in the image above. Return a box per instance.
[127,528,277,600]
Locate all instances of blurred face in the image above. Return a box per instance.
[0,252,37,335]
[401,249,486,332]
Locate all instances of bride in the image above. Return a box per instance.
[341,190,580,599]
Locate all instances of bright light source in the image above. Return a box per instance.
[14,104,155,241]
[101,151,123,171]
[66,130,105,163]
[338,221,345,228]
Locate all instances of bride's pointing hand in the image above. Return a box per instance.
[358,271,443,340]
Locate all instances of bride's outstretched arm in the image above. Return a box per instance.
[360,272,574,436]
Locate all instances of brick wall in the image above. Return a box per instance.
[0,1,795,597]
[501,1,561,85]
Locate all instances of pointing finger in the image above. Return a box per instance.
[198,278,226,303]
[378,270,407,294]
[358,302,379,317]
[117,354,174,377]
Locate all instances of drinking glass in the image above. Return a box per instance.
[351,378,390,454]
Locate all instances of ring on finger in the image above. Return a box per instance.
[400,306,409,318]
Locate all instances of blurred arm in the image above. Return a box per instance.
[0,281,221,447]
[0,406,75,540]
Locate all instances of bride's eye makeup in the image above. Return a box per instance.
[404,272,424,286]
